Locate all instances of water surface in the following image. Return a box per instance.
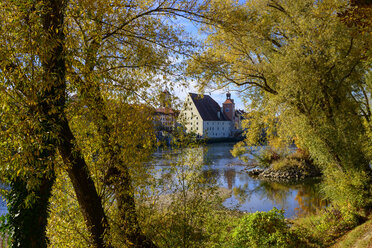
[152,142,326,218]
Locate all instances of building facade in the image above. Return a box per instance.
[154,90,177,131]
[178,93,234,138]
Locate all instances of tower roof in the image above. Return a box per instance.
[223,92,234,104]
[223,99,234,104]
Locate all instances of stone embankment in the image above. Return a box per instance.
[248,165,321,182]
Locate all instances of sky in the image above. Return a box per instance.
[167,15,246,110]
[172,79,245,110]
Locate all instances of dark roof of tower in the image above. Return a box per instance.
[189,93,229,121]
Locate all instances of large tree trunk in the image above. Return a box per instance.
[57,116,112,248]
[5,0,66,246]
[8,176,55,248]
[75,30,158,245]
[39,1,112,247]
[105,164,158,248]
[80,85,158,248]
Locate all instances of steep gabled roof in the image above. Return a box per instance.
[189,93,229,121]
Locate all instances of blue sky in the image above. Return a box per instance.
[172,79,245,110]
[169,15,246,110]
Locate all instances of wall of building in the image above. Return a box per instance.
[179,94,235,138]
[203,121,231,138]
[157,114,175,131]
[178,95,204,136]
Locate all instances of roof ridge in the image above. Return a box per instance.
[189,92,229,121]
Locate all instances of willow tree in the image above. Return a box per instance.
[188,0,371,208]
[0,0,66,247]
[0,0,207,247]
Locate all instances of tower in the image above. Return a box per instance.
[160,89,171,108]
[222,92,235,121]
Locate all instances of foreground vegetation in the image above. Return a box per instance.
[0,0,370,247]
[331,218,372,248]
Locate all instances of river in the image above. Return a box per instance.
[0,143,326,219]
[152,142,327,218]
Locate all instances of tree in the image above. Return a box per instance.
[188,0,371,208]
[0,0,65,247]
[0,0,207,247]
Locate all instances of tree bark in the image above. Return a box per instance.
[8,176,55,248]
[79,84,158,248]
[39,1,112,247]
[57,116,112,248]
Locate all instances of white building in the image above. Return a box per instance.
[178,93,233,138]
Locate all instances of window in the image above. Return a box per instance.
[226,108,229,112]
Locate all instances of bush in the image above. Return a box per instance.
[271,157,303,171]
[139,197,242,248]
[231,208,297,248]
[255,148,283,168]
[322,168,372,210]
[270,148,319,176]
[292,206,366,247]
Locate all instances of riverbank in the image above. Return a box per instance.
[247,164,321,182]
[146,142,370,248]
[205,137,244,143]
[246,147,322,183]
[288,206,372,248]
[331,218,372,248]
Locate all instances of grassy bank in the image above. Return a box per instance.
[138,181,372,248]
[289,208,371,248]
[331,218,372,248]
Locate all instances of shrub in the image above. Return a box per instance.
[255,148,283,168]
[292,206,366,247]
[322,168,372,210]
[271,157,303,171]
[231,208,297,248]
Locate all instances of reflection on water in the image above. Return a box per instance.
[0,196,6,216]
[0,184,8,216]
[153,143,326,218]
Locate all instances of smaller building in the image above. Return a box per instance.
[154,107,176,131]
[154,90,177,131]
[234,109,246,130]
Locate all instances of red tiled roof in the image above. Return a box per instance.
[189,93,229,121]
[155,107,175,115]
